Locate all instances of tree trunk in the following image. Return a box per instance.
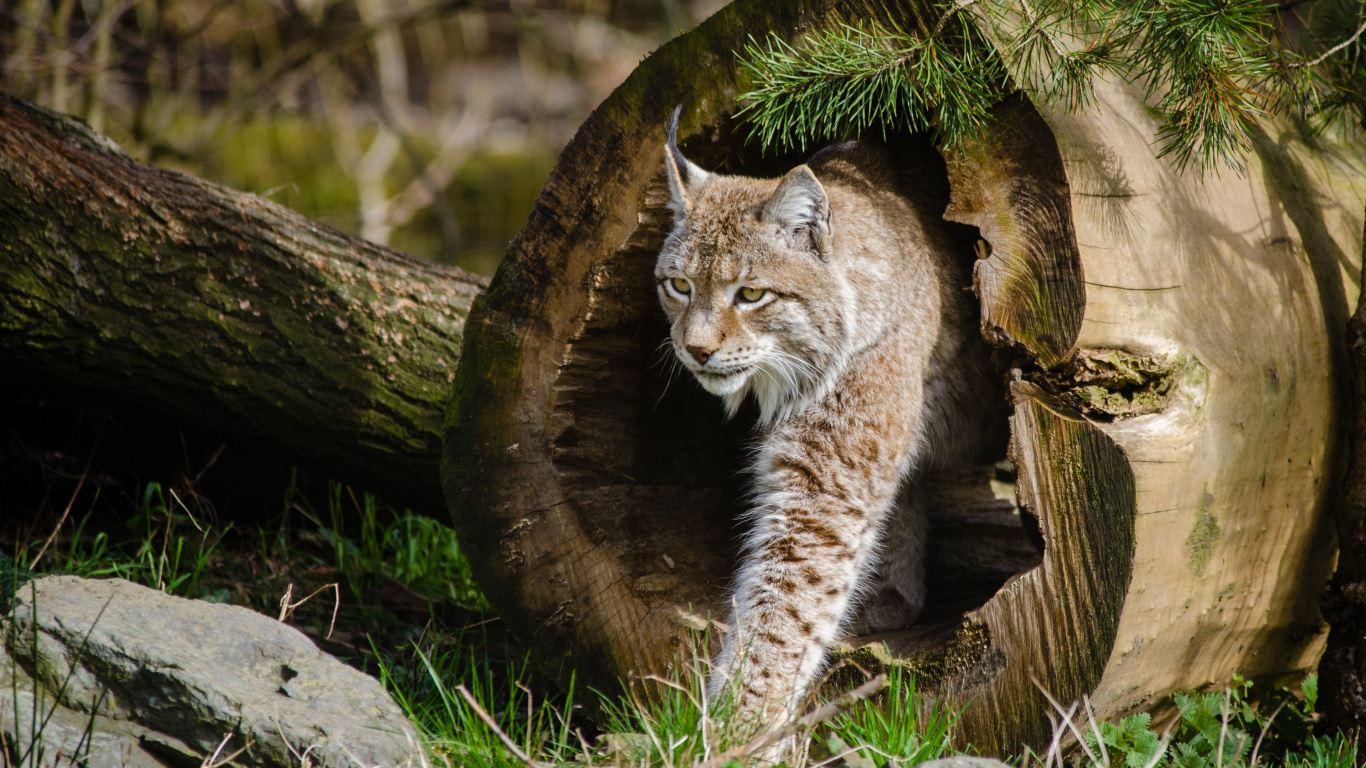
[0,95,486,514]
[440,0,1366,756]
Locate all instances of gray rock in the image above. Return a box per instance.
[914,758,1015,768]
[1,576,424,767]
[0,652,173,768]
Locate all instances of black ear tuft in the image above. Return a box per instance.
[667,104,689,187]
[806,140,858,167]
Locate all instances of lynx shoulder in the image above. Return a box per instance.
[654,108,1003,729]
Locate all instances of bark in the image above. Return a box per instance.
[0,95,486,514]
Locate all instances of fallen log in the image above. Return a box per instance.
[0,95,485,514]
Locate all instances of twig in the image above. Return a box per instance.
[70,0,139,54]
[694,674,888,768]
[169,489,202,532]
[454,684,552,768]
[188,443,227,489]
[1249,700,1287,768]
[1283,18,1366,69]
[1033,678,1100,766]
[276,583,341,639]
[1217,688,1230,768]
[1141,725,1176,768]
[156,502,173,590]
[178,0,239,42]
[517,681,535,762]
[628,682,669,760]
[934,0,981,36]
[1083,693,1109,768]
[31,446,96,568]
[200,733,253,768]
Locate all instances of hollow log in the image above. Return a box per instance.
[441,0,1366,755]
[0,95,486,514]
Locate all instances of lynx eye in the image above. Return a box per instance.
[737,286,766,303]
[669,277,692,295]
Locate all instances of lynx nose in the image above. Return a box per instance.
[686,345,714,365]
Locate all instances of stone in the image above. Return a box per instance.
[913,758,1015,768]
[1,575,424,767]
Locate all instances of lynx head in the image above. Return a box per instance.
[655,107,854,424]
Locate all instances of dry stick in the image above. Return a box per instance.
[276,582,342,639]
[1217,688,1230,768]
[454,684,553,768]
[695,674,889,768]
[1033,679,1099,767]
[1248,700,1288,768]
[169,488,203,532]
[1283,17,1366,69]
[517,680,535,762]
[157,502,173,590]
[30,447,96,568]
[201,733,253,768]
[188,442,227,490]
[1082,694,1110,768]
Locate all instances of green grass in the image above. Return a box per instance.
[818,666,959,767]
[374,640,582,768]
[3,475,1360,768]
[7,482,229,602]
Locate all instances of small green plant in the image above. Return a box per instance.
[9,483,229,602]
[594,638,748,766]
[12,470,1361,768]
[1046,674,1333,768]
[1084,713,1166,768]
[293,479,487,609]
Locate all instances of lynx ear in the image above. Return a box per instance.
[763,165,830,251]
[664,104,708,217]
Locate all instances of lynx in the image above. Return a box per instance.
[655,108,1004,728]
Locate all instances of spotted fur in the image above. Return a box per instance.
[655,111,1004,729]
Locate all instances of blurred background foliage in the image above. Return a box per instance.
[0,0,725,276]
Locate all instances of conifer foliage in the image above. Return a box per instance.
[738,0,1365,173]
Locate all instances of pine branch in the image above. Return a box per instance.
[737,20,1007,151]
[736,0,1365,175]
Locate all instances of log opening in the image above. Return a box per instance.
[548,116,1043,676]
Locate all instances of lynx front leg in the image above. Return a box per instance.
[709,485,886,726]
[708,426,913,726]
